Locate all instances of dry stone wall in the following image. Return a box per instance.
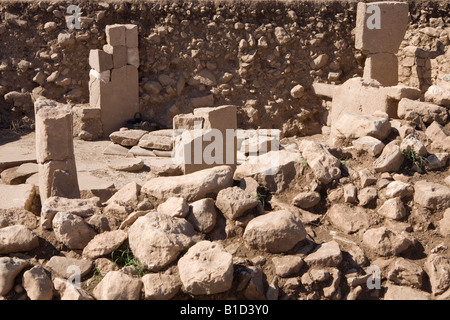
[0,0,449,137]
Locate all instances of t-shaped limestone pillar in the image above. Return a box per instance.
[34,97,80,202]
[89,24,139,136]
[355,1,409,86]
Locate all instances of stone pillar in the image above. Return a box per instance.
[173,105,237,174]
[355,1,409,86]
[34,97,80,202]
[89,24,139,136]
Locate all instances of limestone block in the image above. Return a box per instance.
[355,1,409,54]
[89,49,113,73]
[34,98,75,163]
[124,24,138,48]
[38,158,80,202]
[106,24,126,46]
[363,53,398,86]
[103,45,127,69]
[173,114,204,130]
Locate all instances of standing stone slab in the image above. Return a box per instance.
[355,1,409,54]
[34,97,80,202]
[363,53,398,86]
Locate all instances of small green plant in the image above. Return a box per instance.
[256,192,266,207]
[111,247,146,277]
[301,159,309,168]
[402,149,428,173]
[86,267,104,291]
[340,158,348,167]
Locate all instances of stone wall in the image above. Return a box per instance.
[0,0,449,136]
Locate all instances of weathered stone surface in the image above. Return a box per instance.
[141,165,233,204]
[41,196,100,229]
[103,142,130,156]
[272,256,304,277]
[243,210,306,253]
[439,208,450,237]
[53,277,94,300]
[304,241,343,267]
[373,142,404,173]
[178,241,233,295]
[128,212,197,271]
[82,230,128,259]
[327,204,370,234]
[363,52,398,86]
[358,187,378,206]
[215,186,259,220]
[384,284,430,300]
[424,85,450,107]
[107,157,144,172]
[359,168,377,188]
[387,258,424,288]
[157,197,189,218]
[38,158,80,202]
[45,256,92,279]
[352,136,385,157]
[186,198,217,233]
[77,171,115,202]
[109,129,147,147]
[334,113,391,142]
[299,140,341,184]
[424,254,450,295]
[1,163,38,185]
[243,266,267,300]
[233,149,303,193]
[0,225,39,254]
[414,181,450,211]
[0,208,38,229]
[0,184,36,212]
[425,153,449,171]
[142,273,181,300]
[384,180,414,199]
[53,212,97,249]
[139,130,174,151]
[106,181,140,207]
[292,191,321,209]
[425,121,450,152]
[93,269,142,300]
[362,227,413,256]
[398,98,448,125]
[22,266,54,300]
[377,197,407,220]
[0,257,29,296]
[355,1,409,53]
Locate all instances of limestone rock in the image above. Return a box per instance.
[109,129,147,147]
[142,273,181,300]
[304,241,343,267]
[107,158,144,172]
[400,134,427,157]
[186,198,217,233]
[215,186,259,220]
[292,191,321,209]
[362,227,413,256]
[334,113,391,141]
[53,277,94,300]
[299,140,341,184]
[0,184,36,212]
[0,225,39,254]
[93,269,142,300]
[373,142,404,173]
[414,181,450,211]
[377,197,407,220]
[141,165,233,204]
[0,257,29,296]
[327,204,370,234]
[157,197,189,218]
[272,256,304,277]
[128,212,197,271]
[1,163,38,185]
[82,230,128,259]
[439,208,450,237]
[243,210,306,253]
[352,136,385,157]
[22,266,54,300]
[424,254,450,295]
[387,257,424,288]
[384,284,430,300]
[52,212,97,249]
[45,256,92,279]
[178,241,233,295]
[398,98,448,125]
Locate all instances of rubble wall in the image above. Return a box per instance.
[0,0,449,136]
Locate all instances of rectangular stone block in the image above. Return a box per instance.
[355,1,409,53]
[89,49,113,73]
[363,52,399,86]
[38,158,80,203]
[173,114,204,130]
[0,184,36,211]
[312,82,338,98]
[193,105,237,133]
[106,24,126,46]
[34,98,75,163]
[103,44,127,69]
[92,65,139,136]
[124,24,138,47]
[127,47,139,68]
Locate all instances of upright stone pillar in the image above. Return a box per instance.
[89,24,139,136]
[34,97,80,202]
[355,1,409,86]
